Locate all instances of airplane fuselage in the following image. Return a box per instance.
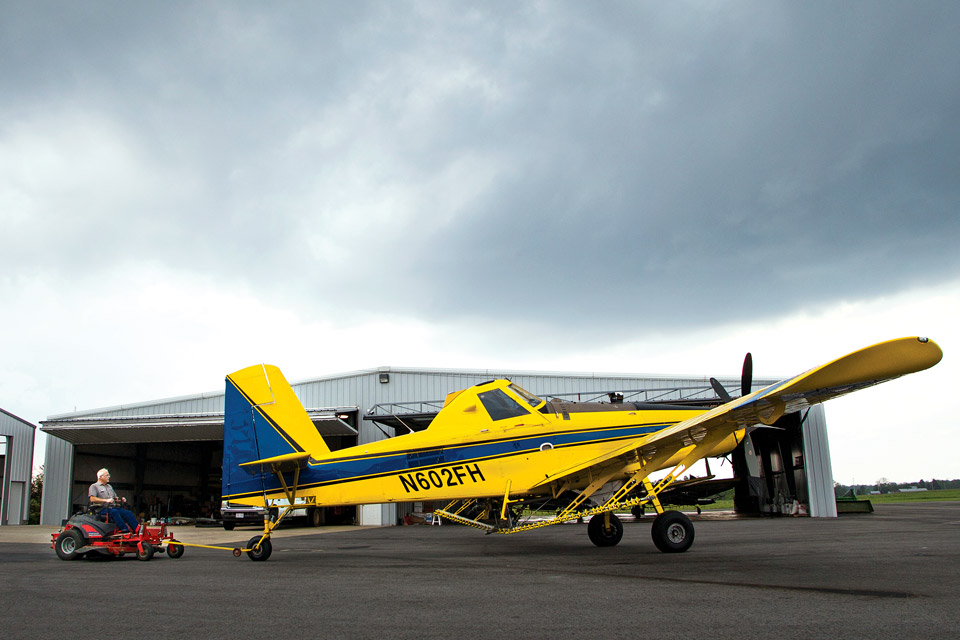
[226,388,739,508]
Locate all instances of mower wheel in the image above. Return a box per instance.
[55,529,85,561]
[136,542,155,561]
[166,542,184,559]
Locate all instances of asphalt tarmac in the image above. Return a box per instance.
[2,502,958,639]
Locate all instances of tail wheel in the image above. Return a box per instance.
[651,510,695,553]
[246,536,273,561]
[587,513,624,547]
[136,542,155,561]
[54,529,85,561]
[166,541,184,559]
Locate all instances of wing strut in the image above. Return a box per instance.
[437,428,740,535]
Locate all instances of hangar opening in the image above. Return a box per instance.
[41,408,359,526]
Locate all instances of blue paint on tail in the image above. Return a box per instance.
[221,379,296,500]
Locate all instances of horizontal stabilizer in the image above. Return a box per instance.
[239,451,312,475]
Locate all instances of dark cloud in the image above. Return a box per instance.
[2,2,958,335]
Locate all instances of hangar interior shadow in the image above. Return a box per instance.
[733,411,809,515]
[71,432,360,524]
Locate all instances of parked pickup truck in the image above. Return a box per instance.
[220,501,324,530]
[220,502,272,530]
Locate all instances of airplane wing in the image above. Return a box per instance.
[533,337,942,488]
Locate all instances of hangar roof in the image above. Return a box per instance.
[41,410,357,445]
[39,365,773,445]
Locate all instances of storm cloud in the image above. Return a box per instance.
[3,2,958,337]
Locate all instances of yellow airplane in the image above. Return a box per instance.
[221,337,942,561]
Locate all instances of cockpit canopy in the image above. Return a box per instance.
[431,380,546,433]
[477,383,544,421]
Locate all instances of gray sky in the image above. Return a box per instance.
[2,1,958,483]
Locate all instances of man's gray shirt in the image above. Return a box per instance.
[89,482,117,502]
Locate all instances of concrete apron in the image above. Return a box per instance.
[0,523,366,546]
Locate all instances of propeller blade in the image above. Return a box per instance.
[710,377,732,402]
[741,352,753,398]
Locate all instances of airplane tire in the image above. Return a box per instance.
[587,513,624,547]
[247,536,273,561]
[651,510,694,553]
[55,529,85,561]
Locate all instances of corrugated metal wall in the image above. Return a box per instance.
[802,405,837,517]
[292,367,732,409]
[1,409,37,525]
[46,391,225,420]
[39,434,75,525]
[45,367,738,424]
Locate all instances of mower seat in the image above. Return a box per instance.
[88,519,118,537]
[69,513,118,538]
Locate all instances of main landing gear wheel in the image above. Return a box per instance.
[587,513,624,547]
[651,510,695,553]
[246,536,272,561]
[55,529,85,561]
[136,542,155,561]
[166,542,184,559]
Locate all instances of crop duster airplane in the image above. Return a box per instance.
[221,337,941,561]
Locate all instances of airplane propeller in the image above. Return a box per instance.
[740,352,753,398]
[710,352,753,403]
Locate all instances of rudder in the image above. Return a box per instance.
[221,364,329,502]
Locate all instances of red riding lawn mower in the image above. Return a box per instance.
[52,502,184,562]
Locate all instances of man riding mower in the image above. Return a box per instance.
[52,498,185,561]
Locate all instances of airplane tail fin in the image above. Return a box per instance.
[221,364,329,502]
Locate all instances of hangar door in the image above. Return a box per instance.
[71,441,222,520]
[45,409,359,522]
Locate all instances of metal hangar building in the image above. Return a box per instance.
[1,408,37,526]
[38,366,837,526]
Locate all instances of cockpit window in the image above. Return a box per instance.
[478,389,529,421]
[509,383,544,409]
